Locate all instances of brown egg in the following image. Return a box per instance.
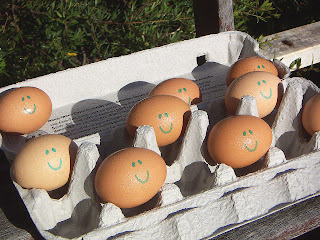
[302,94,320,136]
[0,87,52,134]
[149,78,202,105]
[226,56,279,86]
[95,147,167,208]
[207,115,272,168]
[11,134,78,191]
[225,71,281,118]
[126,95,191,147]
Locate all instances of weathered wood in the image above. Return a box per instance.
[210,194,320,239]
[193,0,234,36]
[261,21,320,70]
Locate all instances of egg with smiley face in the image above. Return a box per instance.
[226,56,279,86]
[149,78,202,105]
[126,95,191,147]
[11,134,78,191]
[207,115,272,168]
[0,87,52,134]
[95,147,167,208]
[225,71,281,118]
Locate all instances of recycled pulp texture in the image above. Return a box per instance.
[13,78,320,239]
[3,31,319,239]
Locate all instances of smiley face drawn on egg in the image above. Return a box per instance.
[257,64,266,69]
[0,87,52,134]
[242,129,258,152]
[132,160,149,183]
[177,87,191,105]
[22,95,37,114]
[257,80,272,99]
[126,95,191,147]
[149,78,201,105]
[45,148,63,171]
[158,112,173,134]
[95,147,167,208]
[225,56,279,86]
[207,115,272,168]
[225,71,281,118]
[11,134,77,192]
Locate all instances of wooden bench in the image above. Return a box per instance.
[194,0,320,71]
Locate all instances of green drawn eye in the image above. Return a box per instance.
[262,65,265,68]
[243,131,246,136]
[257,65,261,69]
[178,89,182,93]
[138,160,142,164]
[46,150,49,155]
[165,112,168,117]
[22,96,31,101]
[258,81,261,85]
[132,162,135,167]
[159,114,162,119]
[262,80,266,84]
[183,88,187,92]
[249,130,253,134]
[52,148,56,152]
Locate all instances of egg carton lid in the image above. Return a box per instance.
[0,30,290,161]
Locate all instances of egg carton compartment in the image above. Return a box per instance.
[13,102,320,239]
[272,77,320,159]
[0,31,289,162]
[0,30,307,240]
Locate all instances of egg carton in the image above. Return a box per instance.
[13,77,320,240]
[3,31,319,239]
[0,30,289,162]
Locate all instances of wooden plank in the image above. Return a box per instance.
[193,0,234,37]
[261,21,320,70]
[210,194,320,239]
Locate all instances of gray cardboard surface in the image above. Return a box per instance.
[2,31,319,240]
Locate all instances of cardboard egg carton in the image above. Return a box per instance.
[2,31,320,239]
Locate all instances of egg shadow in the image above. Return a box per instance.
[233,157,268,177]
[120,192,162,218]
[62,99,130,160]
[175,161,215,197]
[117,81,156,110]
[0,150,44,240]
[191,61,229,104]
[47,198,101,239]
[47,155,102,238]
[274,84,319,160]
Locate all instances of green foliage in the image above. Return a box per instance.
[290,57,302,70]
[0,0,195,86]
[233,0,280,33]
[0,0,319,86]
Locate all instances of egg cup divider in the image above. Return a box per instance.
[271,77,320,159]
[5,31,320,239]
[17,85,320,240]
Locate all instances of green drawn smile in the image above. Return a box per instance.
[188,97,191,105]
[260,89,272,99]
[159,123,173,134]
[135,170,150,184]
[245,141,258,152]
[48,158,62,170]
[24,104,36,114]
